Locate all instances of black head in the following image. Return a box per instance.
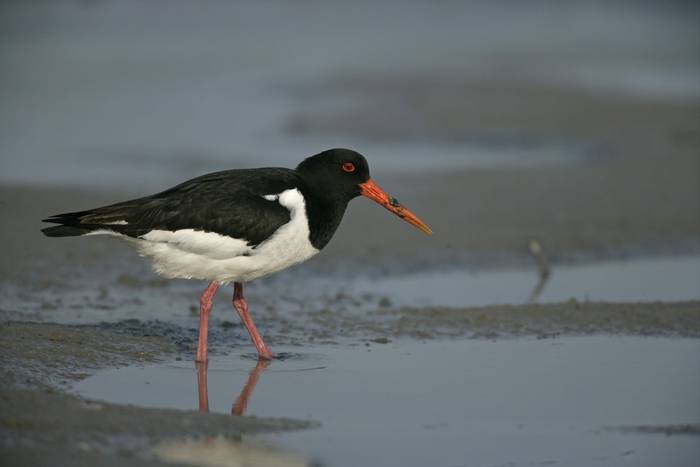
[296,148,370,202]
[296,148,432,238]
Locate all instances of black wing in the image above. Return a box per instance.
[42,168,300,247]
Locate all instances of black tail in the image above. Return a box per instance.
[41,225,91,237]
[41,210,116,237]
[41,202,146,238]
[42,210,95,237]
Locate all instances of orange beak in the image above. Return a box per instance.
[359,179,433,235]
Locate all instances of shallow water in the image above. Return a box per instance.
[74,337,700,467]
[3,254,698,326]
[342,254,700,308]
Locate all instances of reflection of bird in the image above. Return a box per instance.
[232,360,269,416]
[166,362,307,465]
[195,360,269,416]
[42,149,432,361]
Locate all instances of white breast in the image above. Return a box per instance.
[126,188,320,283]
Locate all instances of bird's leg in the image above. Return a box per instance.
[232,359,270,416]
[232,282,273,360]
[196,362,209,412]
[196,281,220,363]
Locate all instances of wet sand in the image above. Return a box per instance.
[1,390,315,467]
[2,301,699,466]
[0,323,316,467]
[0,322,174,390]
[300,300,700,341]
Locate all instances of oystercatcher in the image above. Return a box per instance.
[42,148,432,361]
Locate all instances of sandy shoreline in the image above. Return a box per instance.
[2,298,699,466]
[0,321,318,467]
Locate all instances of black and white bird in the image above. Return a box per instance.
[42,148,432,361]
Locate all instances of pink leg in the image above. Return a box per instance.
[233,282,273,360]
[196,281,220,363]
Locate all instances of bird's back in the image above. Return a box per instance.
[42,167,301,246]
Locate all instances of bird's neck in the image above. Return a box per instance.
[300,188,349,250]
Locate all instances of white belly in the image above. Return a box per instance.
[124,188,320,283]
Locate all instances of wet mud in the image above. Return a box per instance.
[0,322,317,467]
[3,298,698,466]
[0,390,315,467]
[0,322,175,391]
[368,301,700,339]
[606,424,700,437]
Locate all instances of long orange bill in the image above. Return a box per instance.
[359,179,433,235]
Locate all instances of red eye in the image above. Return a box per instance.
[342,162,356,173]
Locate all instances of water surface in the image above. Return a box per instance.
[74,337,700,467]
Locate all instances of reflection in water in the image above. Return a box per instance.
[196,359,270,415]
[154,360,308,467]
[152,437,309,467]
[232,360,270,416]
[197,362,210,412]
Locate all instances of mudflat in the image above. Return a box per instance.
[2,69,699,467]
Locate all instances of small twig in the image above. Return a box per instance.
[527,239,551,303]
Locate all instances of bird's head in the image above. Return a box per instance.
[296,148,433,235]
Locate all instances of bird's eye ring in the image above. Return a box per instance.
[342,162,356,173]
